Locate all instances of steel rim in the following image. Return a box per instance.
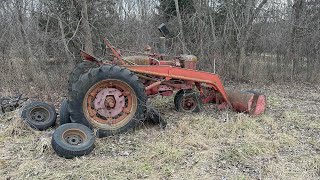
[83,79,138,130]
[29,107,50,122]
[181,96,197,112]
[62,129,87,145]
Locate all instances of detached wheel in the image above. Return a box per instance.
[51,123,95,159]
[21,101,57,130]
[69,65,146,137]
[174,89,202,112]
[59,99,71,125]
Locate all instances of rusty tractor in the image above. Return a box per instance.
[65,36,266,137]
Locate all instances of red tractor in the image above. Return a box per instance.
[61,37,266,138]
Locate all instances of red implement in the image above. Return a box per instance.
[125,65,232,107]
[216,90,266,115]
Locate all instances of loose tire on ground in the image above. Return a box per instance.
[174,89,202,113]
[21,101,57,130]
[51,123,95,159]
[59,99,71,125]
[68,65,147,137]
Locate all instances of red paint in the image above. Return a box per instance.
[93,88,125,118]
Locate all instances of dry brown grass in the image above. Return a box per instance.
[0,81,320,179]
[0,57,71,102]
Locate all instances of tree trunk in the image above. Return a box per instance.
[81,0,93,54]
[289,0,303,80]
[235,0,268,79]
[43,15,50,48]
[14,0,35,81]
[15,0,33,60]
[58,17,71,61]
[174,0,187,54]
[208,0,217,73]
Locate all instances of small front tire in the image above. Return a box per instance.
[174,90,202,113]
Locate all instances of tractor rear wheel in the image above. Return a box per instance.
[59,99,71,125]
[68,61,99,93]
[174,89,202,113]
[68,65,146,136]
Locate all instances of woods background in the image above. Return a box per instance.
[0,0,319,95]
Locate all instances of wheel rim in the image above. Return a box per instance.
[29,107,50,122]
[62,129,87,145]
[181,96,197,112]
[83,79,138,130]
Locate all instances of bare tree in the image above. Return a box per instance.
[174,0,187,54]
[81,0,93,54]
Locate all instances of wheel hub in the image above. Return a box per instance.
[105,96,116,109]
[182,98,196,111]
[84,79,138,129]
[65,134,83,145]
[31,109,48,122]
[94,88,125,118]
[63,129,86,146]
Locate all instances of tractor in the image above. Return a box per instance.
[63,38,266,137]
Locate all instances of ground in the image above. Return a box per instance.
[0,82,319,179]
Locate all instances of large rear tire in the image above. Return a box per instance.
[68,61,99,93]
[68,65,146,136]
[59,99,71,125]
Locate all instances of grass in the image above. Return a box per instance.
[0,83,320,179]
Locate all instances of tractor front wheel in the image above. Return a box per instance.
[68,65,146,136]
[174,89,202,113]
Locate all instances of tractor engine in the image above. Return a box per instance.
[122,54,198,70]
[123,56,150,65]
[179,55,197,69]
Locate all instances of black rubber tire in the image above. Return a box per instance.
[68,61,99,93]
[69,65,147,137]
[147,106,167,129]
[51,123,95,159]
[175,89,202,113]
[59,99,71,125]
[174,90,185,110]
[21,101,57,131]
